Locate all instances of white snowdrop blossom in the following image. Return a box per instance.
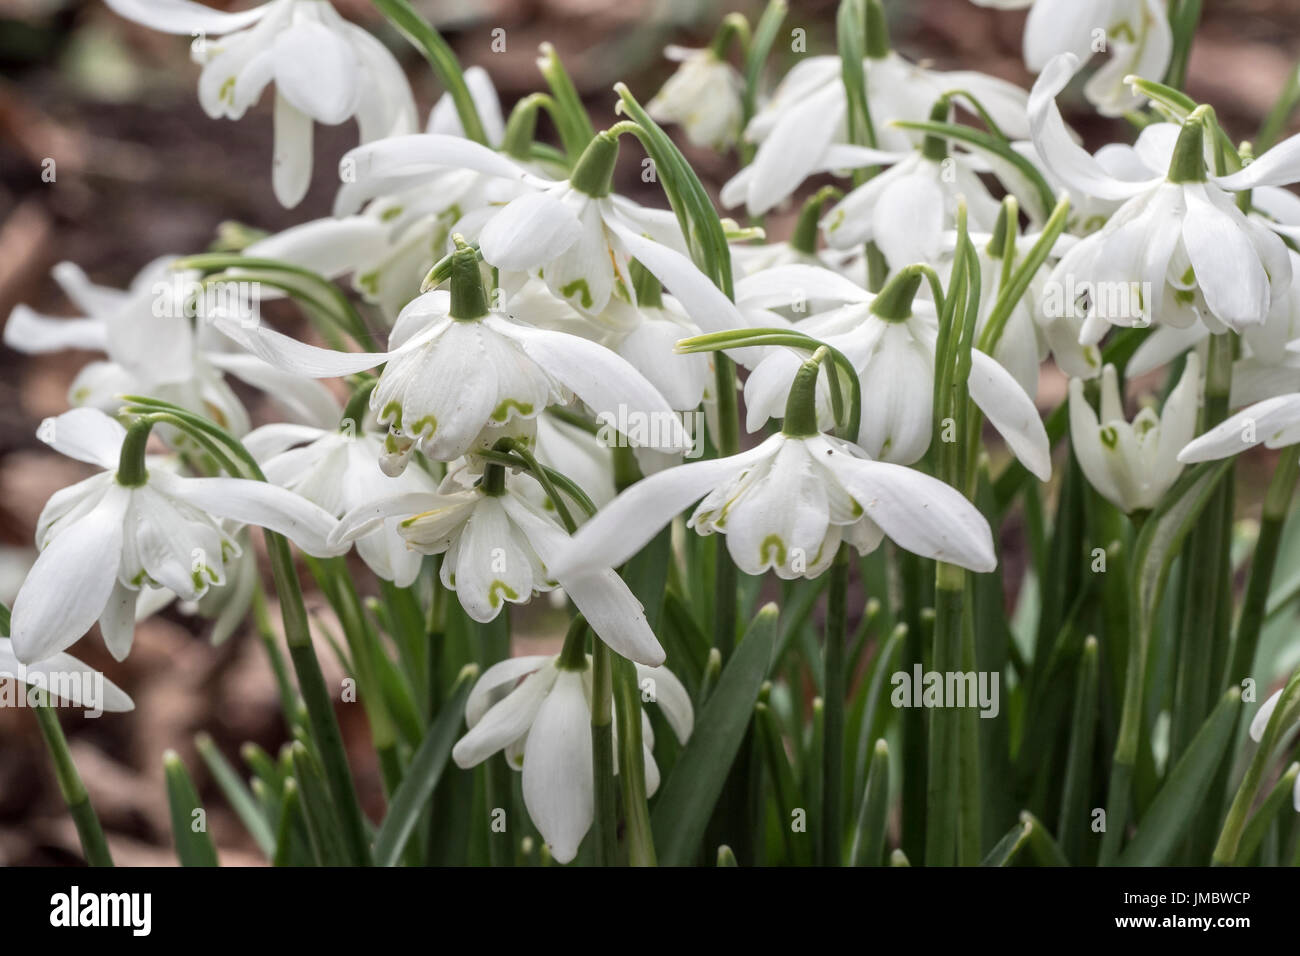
[105,0,417,207]
[1178,391,1300,463]
[9,409,344,665]
[1069,355,1200,512]
[329,467,666,665]
[451,654,693,863]
[552,428,997,583]
[1031,54,1297,343]
[0,638,135,714]
[724,42,1030,216]
[245,414,440,588]
[648,45,744,150]
[4,257,339,436]
[979,0,1172,116]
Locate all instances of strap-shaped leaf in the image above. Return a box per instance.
[1118,687,1241,866]
[373,664,478,867]
[652,604,778,865]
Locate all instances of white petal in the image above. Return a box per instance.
[3,305,107,354]
[1178,395,1300,462]
[503,496,666,666]
[161,473,343,556]
[486,317,688,451]
[244,216,389,278]
[1249,688,1283,743]
[521,670,594,864]
[1182,185,1270,329]
[1029,54,1158,201]
[478,191,584,270]
[37,407,125,469]
[211,313,385,377]
[452,665,557,767]
[968,350,1052,481]
[272,95,314,209]
[821,443,996,572]
[0,638,133,712]
[10,484,129,663]
[466,655,554,728]
[635,663,693,742]
[550,439,775,578]
[1215,133,1300,191]
[735,265,871,310]
[273,21,360,126]
[1068,375,1123,506]
[103,0,267,34]
[98,579,138,662]
[340,133,541,186]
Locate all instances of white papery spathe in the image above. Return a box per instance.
[1031,55,1296,342]
[724,51,1030,216]
[105,0,417,208]
[552,430,997,584]
[451,654,693,863]
[245,418,439,588]
[9,409,344,665]
[1069,355,1200,513]
[329,469,666,665]
[648,45,744,150]
[3,257,340,435]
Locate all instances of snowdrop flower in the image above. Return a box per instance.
[248,67,510,322]
[0,638,134,715]
[978,0,1171,116]
[648,45,743,150]
[451,653,693,862]
[342,130,685,316]
[330,464,665,665]
[1069,355,1200,513]
[105,0,417,207]
[819,115,1002,268]
[244,406,440,588]
[1031,55,1296,343]
[731,265,1053,479]
[9,408,343,664]
[554,351,997,582]
[4,257,339,435]
[210,242,689,465]
[724,0,1029,216]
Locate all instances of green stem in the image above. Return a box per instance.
[613,655,657,865]
[370,0,488,144]
[925,563,965,865]
[590,638,618,865]
[821,544,850,866]
[33,700,113,866]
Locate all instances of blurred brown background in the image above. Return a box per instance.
[0,0,1296,865]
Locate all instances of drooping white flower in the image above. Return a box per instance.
[451,653,693,863]
[1031,55,1296,342]
[244,411,440,588]
[9,408,343,664]
[552,427,997,583]
[818,144,1002,269]
[0,638,134,714]
[341,131,686,316]
[247,67,511,322]
[730,266,1053,479]
[330,466,666,665]
[3,257,339,435]
[995,0,1172,116]
[104,0,417,207]
[724,45,1029,216]
[1069,355,1200,512]
[648,45,744,150]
